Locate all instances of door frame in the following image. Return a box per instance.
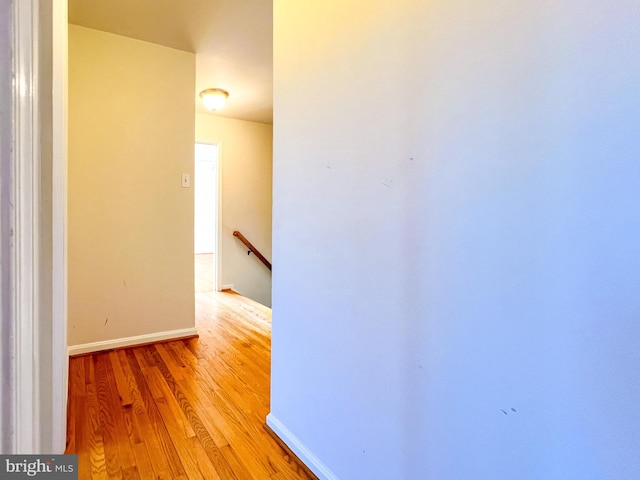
[195,141,223,292]
[1,0,68,453]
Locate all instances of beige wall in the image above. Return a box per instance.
[196,114,272,307]
[68,25,195,347]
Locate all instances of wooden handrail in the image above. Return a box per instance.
[233,231,272,271]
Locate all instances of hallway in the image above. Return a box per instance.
[65,289,315,479]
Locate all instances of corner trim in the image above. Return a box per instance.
[51,0,69,454]
[266,413,339,480]
[68,327,198,356]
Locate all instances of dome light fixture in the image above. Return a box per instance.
[199,88,229,111]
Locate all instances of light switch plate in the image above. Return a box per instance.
[181,173,191,188]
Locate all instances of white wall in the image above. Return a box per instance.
[68,25,195,347]
[271,1,640,479]
[196,114,272,307]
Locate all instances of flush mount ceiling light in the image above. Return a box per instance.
[199,88,229,111]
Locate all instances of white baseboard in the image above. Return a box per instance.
[266,413,339,480]
[221,284,234,291]
[68,327,198,356]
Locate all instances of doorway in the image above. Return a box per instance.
[194,142,221,293]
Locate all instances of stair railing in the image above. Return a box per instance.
[233,231,272,271]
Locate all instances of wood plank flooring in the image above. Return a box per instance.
[65,288,316,480]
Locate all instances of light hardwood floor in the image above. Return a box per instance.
[66,269,315,479]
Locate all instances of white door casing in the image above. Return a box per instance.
[0,0,68,454]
